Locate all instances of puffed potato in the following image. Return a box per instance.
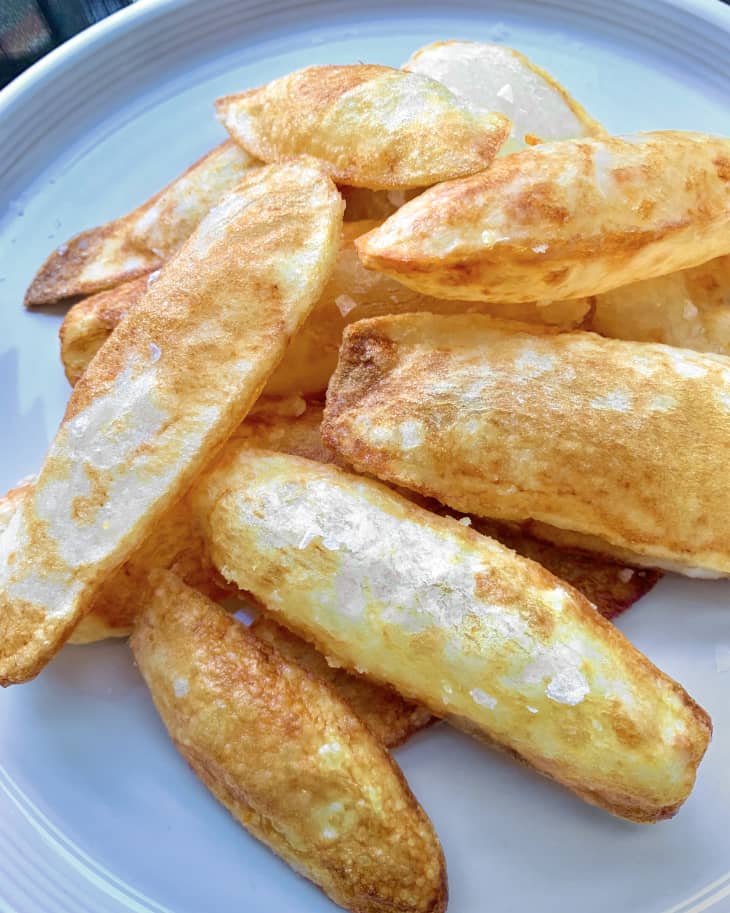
[25,141,259,306]
[0,160,342,685]
[403,40,602,154]
[356,131,730,304]
[61,221,589,395]
[454,516,661,621]
[588,254,730,354]
[323,313,730,577]
[0,395,661,644]
[0,401,328,644]
[216,64,510,190]
[132,571,447,913]
[192,448,711,823]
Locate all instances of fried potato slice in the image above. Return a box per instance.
[466,518,661,621]
[403,40,603,154]
[132,571,447,913]
[215,64,510,190]
[126,142,260,258]
[252,617,434,748]
[61,221,588,396]
[25,141,258,306]
[192,448,711,822]
[0,401,328,645]
[588,254,730,354]
[59,273,152,385]
[0,392,658,648]
[0,160,343,684]
[356,131,730,304]
[323,313,730,577]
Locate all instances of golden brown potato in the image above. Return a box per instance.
[216,64,510,190]
[131,571,447,913]
[403,40,603,154]
[192,448,711,823]
[0,396,659,645]
[61,221,588,396]
[323,313,730,578]
[25,141,258,306]
[0,401,328,645]
[59,274,152,385]
[0,160,343,685]
[126,142,260,258]
[588,254,730,354]
[252,617,434,748]
[356,132,730,304]
[465,517,661,621]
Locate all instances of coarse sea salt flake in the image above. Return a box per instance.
[173,676,189,698]
[335,294,357,317]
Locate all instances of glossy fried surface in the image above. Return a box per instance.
[252,617,434,748]
[0,395,656,647]
[467,518,662,621]
[266,222,588,396]
[131,572,447,913]
[127,141,260,257]
[216,64,510,190]
[0,402,329,645]
[588,254,730,355]
[323,313,730,577]
[403,41,602,154]
[193,448,711,823]
[25,141,258,306]
[61,221,588,398]
[0,160,342,684]
[356,131,730,303]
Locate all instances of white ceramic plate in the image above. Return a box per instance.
[1,1,730,911]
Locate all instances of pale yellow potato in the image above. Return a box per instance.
[323,313,730,578]
[0,396,659,644]
[0,160,343,685]
[61,222,588,396]
[216,64,510,190]
[193,448,711,823]
[25,141,259,306]
[357,131,730,304]
[403,40,603,154]
[132,571,447,913]
[0,401,328,645]
[588,255,730,354]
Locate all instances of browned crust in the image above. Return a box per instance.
[252,616,434,748]
[464,517,662,621]
[131,572,447,913]
[25,141,253,308]
[24,221,160,307]
[59,274,153,384]
[355,132,730,304]
[193,448,712,822]
[0,160,343,685]
[216,64,510,190]
[322,313,730,575]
